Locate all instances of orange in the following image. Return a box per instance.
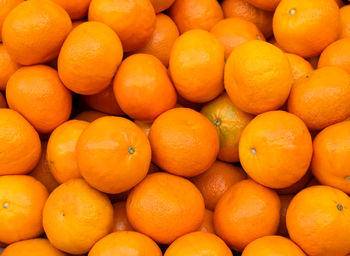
[2,0,71,65]
[51,0,91,20]
[288,66,350,130]
[225,40,292,115]
[149,108,219,177]
[273,0,340,58]
[242,236,306,256]
[74,110,107,122]
[245,0,281,11]
[164,232,233,256]
[114,54,177,121]
[0,175,48,244]
[88,231,162,256]
[286,53,314,81]
[214,179,280,251]
[150,0,175,12]
[340,5,350,39]
[6,65,72,134]
[2,239,67,256]
[43,179,114,255]
[198,209,214,233]
[0,0,23,42]
[0,91,6,108]
[210,17,265,59]
[287,185,350,255]
[134,13,179,67]
[134,120,153,136]
[77,116,151,194]
[169,0,223,33]
[0,109,41,175]
[191,160,246,210]
[112,202,134,232]
[47,120,89,184]
[88,0,156,52]
[278,194,293,237]
[169,30,224,103]
[311,121,350,194]
[0,43,21,90]
[58,21,123,95]
[126,172,205,244]
[276,170,312,195]
[201,93,253,162]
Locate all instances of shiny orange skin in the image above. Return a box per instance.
[6,65,72,134]
[169,0,223,33]
[276,170,312,195]
[288,66,350,130]
[0,175,49,244]
[278,194,293,237]
[114,54,177,121]
[0,109,41,175]
[149,108,219,177]
[150,0,175,12]
[214,179,281,251]
[246,0,280,11]
[239,111,313,189]
[287,186,350,256]
[191,160,246,210]
[225,40,293,115]
[0,44,21,90]
[198,209,214,233]
[273,0,340,58]
[2,239,67,256]
[286,53,314,81]
[51,0,91,20]
[2,0,72,65]
[169,30,225,103]
[77,116,151,194]
[88,0,156,52]
[134,120,153,136]
[0,0,23,42]
[43,179,114,255]
[74,110,107,122]
[164,232,233,256]
[0,91,6,108]
[112,202,134,232]
[126,172,205,244]
[88,231,162,256]
[340,5,350,39]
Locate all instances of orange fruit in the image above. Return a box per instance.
[225,40,292,115]
[169,0,223,33]
[114,54,177,121]
[276,170,312,195]
[210,17,265,59]
[278,194,293,237]
[2,0,72,65]
[43,179,114,255]
[89,231,162,256]
[191,160,246,210]
[0,0,23,42]
[273,0,340,58]
[88,0,156,52]
[198,209,214,233]
[201,93,253,162]
[0,91,6,108]
[0,109,41,175]
[112,202,134,232]
[242,236,306,256]
[214,179,280,251]
[340,5,350,39]
[134,120,153,136]
[149,108,219,177]
[311,121,350,194]
[169,30,224,103]
[51,0,91,20]
[245,0,281,11]
[6,65,72,134]
[0,175,49,244]
[0,43,21,90]
[134,13,179,67]
[149,0,175,12]
[126,172,205,244]
[288,66,350,130]
[286,53,314,81]
[287,185,350,255]
[164,232,233,256]
[77,116,151,194]
[74,110,107,122]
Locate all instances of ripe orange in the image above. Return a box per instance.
[6,65,72,134]
[0,44,21,90]
[112,202,134,232]
[134,120,153,136]
[0,0,23,42]
[0,91,6,108]
[191,160,246,210]
[225,40,292,115]
[88,0,156,52]
[273,0,340,58]
[114,54,177,121]
[169,30,224,103]
[276,170,312,195]
[51,0,91,20]
[246,0,280,11]
[2,0,72,65]
[286,53,314,81]
[149,108,219,177]
[198,209,214,233]
[126,172,205,244]
[278,194,293,237]
[150,0,175,12]
[287,185,350,255]
[2,239,67,256]
[214,179,280,251]
[0,175,48,244]
[43,179,114,255]
[340,5,350,39]
[74,110,107,122]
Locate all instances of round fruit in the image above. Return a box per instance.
[0,44,21,90]
[0,0,23,42]
[51,0,91,20]
[74,110,107,122]
[278,194,293,237]
[340,5,350,39]
[198,209,214,233]
[2,239,67,256]
[149,0,175,12]
[286,53,314,81]
[112,202,134,232]
[245,0,280,11]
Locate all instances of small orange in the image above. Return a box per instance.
[2,0,72,65]
[276,170,312,195]
[126,172,205,244]
[0,43,21,90]
[164,232,233,256]
[198,209,214,233]
[43,179,114,255]
[340,5,350,39]
[278,194,293,237]
[149,108,219,177]
[245,0,281,11]
[149,0,175,12]
[88,0,156,52]
[225,40,293,115]
[0,0,23,42]
[2,239,67,256]
[74,110,107,122]
[191,160,246,210]
[286,53,314,81]
[0,91,6,108]
[169,30,224,103]
[0,175,49,244]
[214,179,280,251]
[112,202,134,232]
[134,120,153,136]
[51,0,91,20]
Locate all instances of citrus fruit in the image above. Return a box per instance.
[198,209,214,233]
[112,202,134,232]
[0,43,21,90]
[0,0,23,42]
[340,5,350,39]
[51,0,91,20]
[286,53,314,81]
[74,110,107,122]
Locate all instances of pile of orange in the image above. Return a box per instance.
[1,0,350,255]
